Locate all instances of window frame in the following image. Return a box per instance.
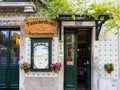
[30,38,52,71]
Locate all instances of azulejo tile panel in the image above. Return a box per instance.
[98,27,118,78]
[25,38,59,77]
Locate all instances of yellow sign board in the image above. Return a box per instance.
[25,18,58,37]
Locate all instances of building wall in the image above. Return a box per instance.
[0,7,64,90]
[0,1,120,90]
[20,13,64,90]
[117,1,120,90]
[118,27,120,90]
[98,26,119,90]
[21,37,63,90]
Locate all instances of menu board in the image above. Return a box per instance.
[33,42,49,69]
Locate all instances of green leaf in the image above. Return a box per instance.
[31,0,120,30]
[71,15,76,20]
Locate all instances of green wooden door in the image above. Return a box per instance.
[64,28,91,90]
[64,29,78,90]
[0,28,20,90]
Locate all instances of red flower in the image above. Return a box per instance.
[20,61,30,70]
[50,63,61,73]
[57,67,61,71]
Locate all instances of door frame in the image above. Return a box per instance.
[61,21,98,90]
[64,28,92,90]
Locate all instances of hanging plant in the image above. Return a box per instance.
[20,61,30,73]
[104,63,114,74]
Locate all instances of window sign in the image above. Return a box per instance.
[34,42,48,69]
[31,38,52,71]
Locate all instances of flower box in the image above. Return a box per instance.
[50,63,61,73]
[20,61,30,73]
[104,63,114,74]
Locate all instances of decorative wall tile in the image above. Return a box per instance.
[25,37,59,77]
[98,27,118,78]
[52,38,59,63]
[26,38,31,62]
[0,8,44,21]
[25,72,57,77]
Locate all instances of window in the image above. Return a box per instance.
[30,38,52,71]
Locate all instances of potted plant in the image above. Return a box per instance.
[104,63,114,74]
[20,61,30,73]
[50,63,61,73]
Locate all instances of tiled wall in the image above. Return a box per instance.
[98,26,118,78]
[0,8,45,20]
[0,10,61,78]
[0,8,119,90]
[25,37,60,77]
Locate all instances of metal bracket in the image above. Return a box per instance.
[96,20,106,40]
[96,15,109,40]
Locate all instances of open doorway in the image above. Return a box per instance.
[77,30,91,90]
[64,27,91,90]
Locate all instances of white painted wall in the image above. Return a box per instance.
[98,25,119,90]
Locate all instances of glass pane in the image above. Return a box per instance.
[0,31,7,64]
[66,33,75,65]
[0,47,7,64]
[11,48,19,64]
[11,31,20,47]
[33,42,49,69]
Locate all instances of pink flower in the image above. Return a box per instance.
[56,63,61,67]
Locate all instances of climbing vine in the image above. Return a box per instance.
[32,0,120,30]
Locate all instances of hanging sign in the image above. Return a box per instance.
[25,18,58,37]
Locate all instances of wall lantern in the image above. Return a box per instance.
[23,5,35,13]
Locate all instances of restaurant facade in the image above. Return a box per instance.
[0,0,120,90]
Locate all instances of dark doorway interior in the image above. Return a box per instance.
[77,30,91,90]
